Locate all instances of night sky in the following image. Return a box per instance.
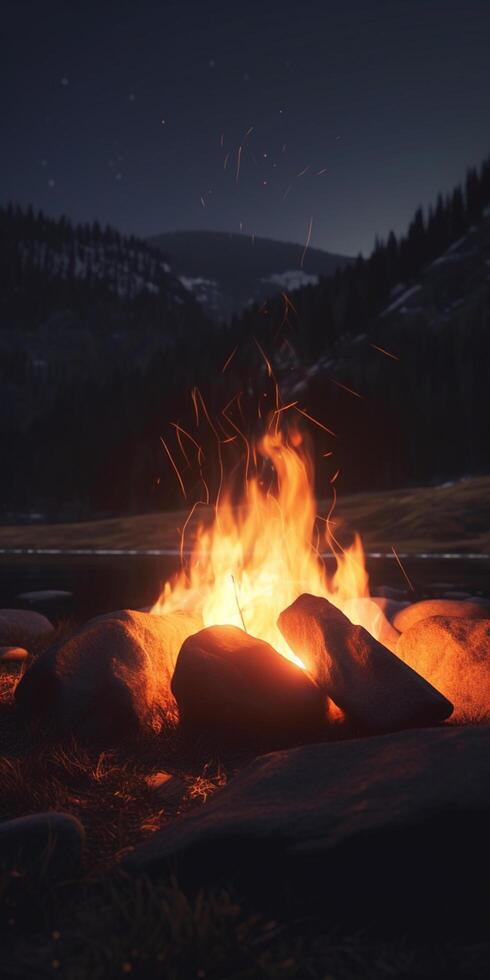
[2,0,490,256]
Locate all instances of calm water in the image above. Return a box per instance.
[0,551,489,622]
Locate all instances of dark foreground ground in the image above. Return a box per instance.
[1,626,489,979]
[1,478,489,978]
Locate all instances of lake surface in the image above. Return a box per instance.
[0,551,489,622]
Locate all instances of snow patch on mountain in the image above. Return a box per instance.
[18,239,179,302]
[381,284,422,316]
[178,276,222,312]
[263,269,320,291]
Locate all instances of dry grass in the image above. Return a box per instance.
[5,872,489,980]
[0,476,489,554]
[1,862,489,979]
[0,673,230,879]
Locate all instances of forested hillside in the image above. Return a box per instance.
[0,207,211,516]
[0,205,209,328]
[0,204,209,431]
[1,156,489,520]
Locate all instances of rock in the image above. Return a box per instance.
[397,616,490,722]
[341,596,400,652]
[373,585,410,601]
[171,625,327,750]
[124,726,490,930]
[278,594,452,732]
[0,812,84,877]
[393,598,489,633]
[0,646,28,663]
[15,609,201,743]
[145,772,187,803]
[0,609,53,647]
[17,590,73,603]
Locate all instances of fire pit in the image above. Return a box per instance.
[15,407,489,747]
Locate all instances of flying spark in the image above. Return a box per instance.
[391,546,415,592]
[235,145,242,183]
[328,377,364,399]
[295,406,337,438]
[160,437,187,500]
[369,343,400,361]
[221,346,238,373]
[253,337,273,377]
[300,217,313,269]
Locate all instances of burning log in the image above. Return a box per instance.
[171,624,326,749]
[278,594,453,732]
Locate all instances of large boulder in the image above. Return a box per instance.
[171,625,327,751]
[0,609,53,647]
[124,726,490,929]
[0,812,84,878]
[393,598,489,633]
[397,616,490,722]
[278,594,452,732]
[15,609,200,743]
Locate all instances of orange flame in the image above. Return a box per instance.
[153,425,387,667]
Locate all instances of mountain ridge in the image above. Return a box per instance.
[147,229,353,321]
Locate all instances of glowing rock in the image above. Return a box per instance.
[278,594,452,732]
[397,615,490,722]
[15,609,200,743]
[393,598,489,633]
[171,624,326,750]
[0,645,28,663]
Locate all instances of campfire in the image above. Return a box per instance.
[146,409,453,744]
[153,424,380,665]
[17,392,490,747]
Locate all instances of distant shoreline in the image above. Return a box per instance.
[0,477,489,556]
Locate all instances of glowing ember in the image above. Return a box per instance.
[152,425,384,669]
